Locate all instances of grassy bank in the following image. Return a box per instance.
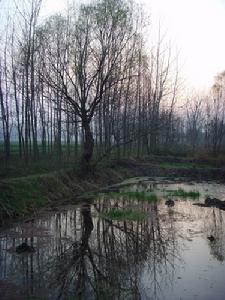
[0,163,134,224]
[0,156,224,225]
[0,171,74,222]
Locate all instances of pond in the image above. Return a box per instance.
[0,178,225,300]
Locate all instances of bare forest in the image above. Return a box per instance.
[1,2,225,300]
[1,0,225,175]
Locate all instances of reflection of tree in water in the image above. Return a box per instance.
[2,185,225,299]
[47,196,181,300]
[206,208,225,262]
[52,204,97,300]
[0,196,182,300]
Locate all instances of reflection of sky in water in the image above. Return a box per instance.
[0,180,225,300]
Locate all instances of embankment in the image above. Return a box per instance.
[0,157,224,224]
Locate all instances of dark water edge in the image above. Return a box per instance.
[0,178,225,300]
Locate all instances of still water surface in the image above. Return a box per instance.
[0,178,225,300]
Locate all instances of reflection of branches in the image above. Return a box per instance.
[92,197,181,300]
[52,204,107,300]
[206,209,225,262]
[42,196,181,300]
[0,196,182,300]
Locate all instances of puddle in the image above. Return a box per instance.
[0,178,225,299]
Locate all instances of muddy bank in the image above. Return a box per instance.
[115,157,225,181]
[0,157,224,224]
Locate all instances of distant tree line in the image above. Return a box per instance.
[0,0,225,173]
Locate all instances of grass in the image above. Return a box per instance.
[165,188,200,198]
[0,180,48,219]
[159,162,218,170]
[0,141,89,179]
[108,191,159,203]
[0,154,79,179]
[101,208,147,221]
[0,170,77,222]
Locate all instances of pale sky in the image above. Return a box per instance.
[41,0,225,90]
[4,0,224,90]
[144,0,225,90]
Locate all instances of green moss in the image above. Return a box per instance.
[101,208,147,221]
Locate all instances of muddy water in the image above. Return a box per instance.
[0,179,225,300]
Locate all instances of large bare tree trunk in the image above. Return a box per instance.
[80,119,94,174]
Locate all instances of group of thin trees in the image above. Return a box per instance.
[0,0,225,173]
[186,71,225,157]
